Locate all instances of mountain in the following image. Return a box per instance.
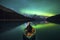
[0,5,34,33]
[0,5,34,21]
[47,14,60,24]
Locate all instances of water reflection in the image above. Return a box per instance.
[0,22,60,40]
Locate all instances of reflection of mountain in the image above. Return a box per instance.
[47,14,60,24]
[0,5,34,33]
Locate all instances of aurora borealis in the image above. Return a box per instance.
[0,0,60,17]
[20,9,55,17]
[0,0,60,40]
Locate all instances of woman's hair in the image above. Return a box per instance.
[26,23,32,32]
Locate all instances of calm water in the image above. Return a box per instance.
[0,22,60,40]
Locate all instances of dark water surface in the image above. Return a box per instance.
[0,22,60,40]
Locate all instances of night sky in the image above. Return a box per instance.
[0,0,60,16]
[0,0,60,40]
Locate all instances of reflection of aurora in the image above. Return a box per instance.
[32,23,59,29]
[20,23,60,30]
[20,22,60,40]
